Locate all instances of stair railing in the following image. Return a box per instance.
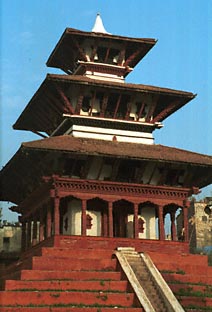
[140,252,185,312]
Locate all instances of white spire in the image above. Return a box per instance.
[91,13,110,34]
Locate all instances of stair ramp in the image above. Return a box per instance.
[115,247,185,312]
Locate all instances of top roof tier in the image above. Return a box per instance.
[46,15,156,81]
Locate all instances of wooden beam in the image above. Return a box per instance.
[32,131,48,138]
[89,91,97,116]
[113,94,122,118]
[146,98,157,122]
[137,101,146,121]
[53,83,75,114]
[72,38,87,62]
[152,100,180,123]
[124,49,141,67]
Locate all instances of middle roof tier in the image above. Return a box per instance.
[13,74,195,136]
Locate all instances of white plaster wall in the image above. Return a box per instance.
[86,211,101,236]
[141,206,156,239]
[127,206,156,239]
[62,199,101,236]
[61,199,81,235]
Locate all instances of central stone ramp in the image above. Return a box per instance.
[115,247,185,312]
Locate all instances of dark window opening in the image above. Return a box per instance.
[108,48,120,64]
[105,93,119,118]
[116,95,130,119]
[81,96,91,112]
[96,47,107,63]
[63,158,86,178]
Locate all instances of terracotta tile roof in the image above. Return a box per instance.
[22,136,212,166]
[46,74,195,97]
[1,136,211,204]
[13,74,195,134]
[46,27,156,72]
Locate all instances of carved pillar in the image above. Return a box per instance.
[108,201,113,237]
[158,205,165,240]
[81,199,87,236]
[133,203,139,239]
[21,221,27,252]
[47,204,52,238]
[54,197,60,235]
[183,202,189,242]
[170,211,177,241]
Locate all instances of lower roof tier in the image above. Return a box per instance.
[13,74,195,136]
[1,136,212,205]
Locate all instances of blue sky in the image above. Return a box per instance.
[1,0,212,221]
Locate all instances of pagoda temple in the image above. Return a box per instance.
[0,15,212,311]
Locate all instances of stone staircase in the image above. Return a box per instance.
[0,237,212,312]
[0,243,142,311]
[115,247,184,312]
[148,251,212,312]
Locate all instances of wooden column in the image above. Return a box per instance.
[47,205,52,238]
[108,201,113,237]
[133,203,139,239]
[158,205,165,240]
[81,199,87,236]
[183,203,189,242]
[21,221,27,252]
[54,197,60,235]
[170,211,177,241]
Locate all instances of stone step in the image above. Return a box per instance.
[148,252,209,266]
[0,291,137,307]
[20,269,122,281]
[32,257,117,271]
[41,247,114,259]
[162,272,212,285]
[4,280,130,292]
[178,295,212,308]
[169,282,212,295]
[0,308,144,312]
[157,262,211,276]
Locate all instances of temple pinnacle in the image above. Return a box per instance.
[91,13,110,34]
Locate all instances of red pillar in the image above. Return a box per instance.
[54,197,60,235]
[183,204,189,242]
[170,211,177,241]
[21,221,27,252]
[158,205,165,240]
[108,201,113,237]
[81,199,87,236]
[47,205,52,238]
[134,203,139,239]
